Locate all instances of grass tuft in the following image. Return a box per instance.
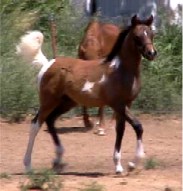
[0,172,11,179]
[19,168,62,191]
[144,157,159,170]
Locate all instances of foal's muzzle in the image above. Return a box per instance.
[140,43,157,61]
[145,49,157,60]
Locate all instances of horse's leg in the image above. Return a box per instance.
[125,106,145,168]
[46,114,63,168]
[45,95,77,167]
[23,112,40,171]
[82,106,93,129]
[112,106,126,174]
[23,95,61,171]
[95,107,106,136]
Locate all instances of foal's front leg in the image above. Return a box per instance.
[113,109,126,174]
[125,107,145,169]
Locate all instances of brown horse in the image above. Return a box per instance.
[78,19,121,135]
[17,15,157,174]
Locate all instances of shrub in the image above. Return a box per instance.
[133,23,182,113]
[19,169,62,191]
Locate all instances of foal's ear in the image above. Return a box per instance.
[131,15,141,26]
[131,14,154,26]
[145,15,154,26]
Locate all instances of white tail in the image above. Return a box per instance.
[16,31,49,66]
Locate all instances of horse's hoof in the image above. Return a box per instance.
[128,161,136,172]
[115,171,128,177]
[24,165,32,173]
[94,128,106,136]
[52,160,65,172]
[115,165,124,174]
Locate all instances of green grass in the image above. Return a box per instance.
[19,169,62,191]
[0,172,11,179]
[144,157,160,170]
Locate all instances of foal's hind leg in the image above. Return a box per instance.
[125,107,145,169]
[24,112,40,171]
[45,95,76,168]
[23,96,62,171]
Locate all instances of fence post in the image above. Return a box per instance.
[49,13,57,58]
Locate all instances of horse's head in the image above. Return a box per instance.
[130,15,157,61]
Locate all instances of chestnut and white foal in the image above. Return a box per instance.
[16,15,156,174]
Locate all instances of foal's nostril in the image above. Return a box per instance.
[147,50,157,57]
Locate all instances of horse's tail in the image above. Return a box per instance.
[16,31,49,66]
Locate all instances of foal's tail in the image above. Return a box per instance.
[16,31,49,66]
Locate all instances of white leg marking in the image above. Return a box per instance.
[113,149,124,173]
[53,145,64,165]
[24,121,40,171]
[128,140,145,170]
[82,80,95,93]
[144,30,147,36]
[136,140,145,159]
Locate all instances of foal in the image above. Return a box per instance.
[78,19,120,135]
[17,15,157,174]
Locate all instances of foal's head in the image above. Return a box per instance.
[130,15,157,60]
[104,15,157,63]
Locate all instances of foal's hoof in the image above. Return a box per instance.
[115,165,124,175]
[128,162,136,172]
[52,161,65,172]
[115,171,128,177]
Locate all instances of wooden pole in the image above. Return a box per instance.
[49,14,57,58]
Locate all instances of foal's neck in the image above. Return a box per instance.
[120,35,142,75]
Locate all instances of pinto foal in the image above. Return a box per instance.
[17,15,157,174]
[78,19,120,135]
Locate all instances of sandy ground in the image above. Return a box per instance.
[0,114,181,191]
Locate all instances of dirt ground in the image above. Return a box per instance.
[0,114,181,191]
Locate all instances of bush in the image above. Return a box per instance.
[133,23,182,113]
[1,55,39,121]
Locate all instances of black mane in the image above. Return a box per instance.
[104,26,131,63]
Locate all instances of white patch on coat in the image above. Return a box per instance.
[37,59,55,88]
[82,80,95,93]
[98,74,106,84]
[144,30,147,36]
[110,56,121,69]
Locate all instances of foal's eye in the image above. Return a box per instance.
[134,36,142,46]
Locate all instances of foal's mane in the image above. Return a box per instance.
[104,26,131,63]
